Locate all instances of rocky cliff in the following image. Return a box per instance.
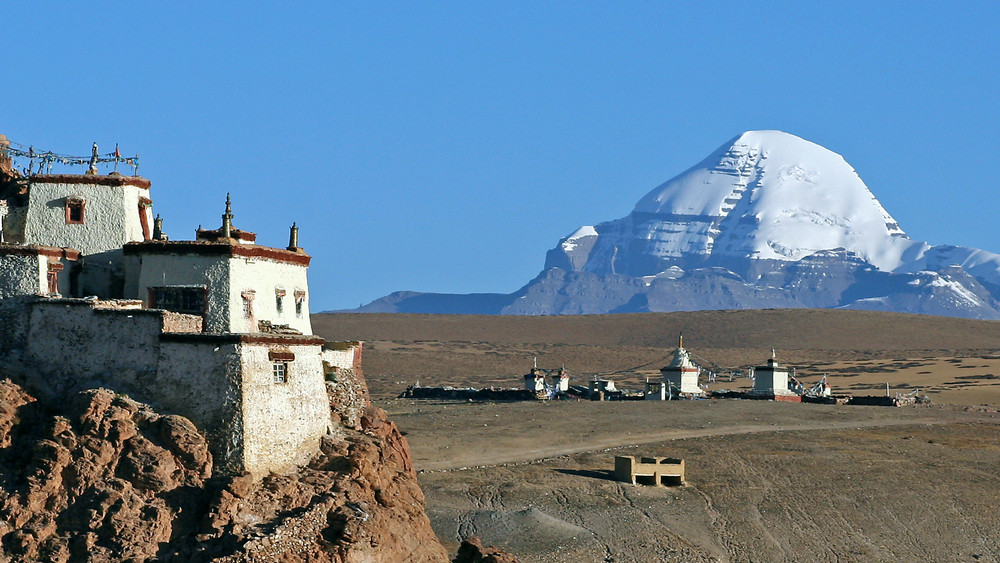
[0,372,487,562]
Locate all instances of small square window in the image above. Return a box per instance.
[272,361,287,383]
[65,199,85,224]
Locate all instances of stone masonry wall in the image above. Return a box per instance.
[0,254,43,298]
[24,301,163,400]
[129,252,232,332]
[161,310,203,332]
[156,338,245,474]
[0,296,32,357]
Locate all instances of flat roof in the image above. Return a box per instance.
[30,174,151,190]
[124,240,310,266]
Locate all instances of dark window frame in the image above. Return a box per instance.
[148,286,208,316]
[65,198,85,224]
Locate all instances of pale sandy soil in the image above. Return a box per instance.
[313,310,1000,562]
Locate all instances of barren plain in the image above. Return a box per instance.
[313,309,1000,562]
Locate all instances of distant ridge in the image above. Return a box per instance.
[346,131,1000,319]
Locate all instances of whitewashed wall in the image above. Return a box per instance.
[662,368,701,394]
[156,338,244,473]
[2,204,27,244]
[228,256,311,334]
[753,365,789,394]
[23,182,149,256]
[129,252,231,332]
[0,296,32,356]
[129,251,310,335]
[320,343,360,371]
[24,301,163,399]
[238,343,332,477]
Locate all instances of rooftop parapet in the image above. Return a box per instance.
[123,240,310,266]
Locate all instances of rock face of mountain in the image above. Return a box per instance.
[356,131,1000,319]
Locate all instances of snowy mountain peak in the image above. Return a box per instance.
[359,131,1000,319]
[574,130,919,275]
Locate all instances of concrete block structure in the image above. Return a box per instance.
[614,455,685,486]
[0,136,358,478]
[749,350,797,399]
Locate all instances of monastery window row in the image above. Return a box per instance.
[150,286,207,316]
[272,288,306,318]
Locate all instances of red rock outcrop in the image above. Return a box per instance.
[0,382,212,561]
[453,536,521,563]
[0,377,455,562]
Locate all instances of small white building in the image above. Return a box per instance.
[524,369,546,392]
[524,365,570,394]
[17,174,153,297]
[750,350,794,396]
[550,368,570,392]
[661,337,702,395]
[644,380,666,400]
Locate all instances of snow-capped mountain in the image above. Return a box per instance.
[554,131,919,275]
[353,131,1000,318]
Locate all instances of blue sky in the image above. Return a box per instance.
[5,2,999,310]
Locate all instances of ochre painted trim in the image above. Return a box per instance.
[124,241,311,266]
[31,174,151,189]
[0,244,80,260]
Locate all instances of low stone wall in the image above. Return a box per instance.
[162,310,203,332]
[399,385,537,401]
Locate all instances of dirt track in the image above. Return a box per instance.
[385,399,955,472]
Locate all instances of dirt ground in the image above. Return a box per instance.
[397,400,1000,562]
[313,310,1000,562]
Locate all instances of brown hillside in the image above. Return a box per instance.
[313,309,1000,351]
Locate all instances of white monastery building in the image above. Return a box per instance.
[0,135,359,478]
